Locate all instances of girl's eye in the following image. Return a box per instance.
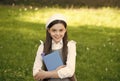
[60,29,63,32]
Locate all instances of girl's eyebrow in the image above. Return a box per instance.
[52,29,56,30]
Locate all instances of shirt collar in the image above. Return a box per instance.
[52,39,63,45]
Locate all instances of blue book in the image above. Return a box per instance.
[42,50,63,71]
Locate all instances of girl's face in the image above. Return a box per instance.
[48,23,66,43]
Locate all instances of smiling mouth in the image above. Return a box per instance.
[55,37,60,39]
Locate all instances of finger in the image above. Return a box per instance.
[61,65,66,67]
[59,65,66,68]
[34,74,40,80]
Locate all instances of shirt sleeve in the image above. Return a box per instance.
[57,40,77,79]
[33,40,44,76]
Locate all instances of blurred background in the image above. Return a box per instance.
[0,0,120,81]
[0,0,120,8]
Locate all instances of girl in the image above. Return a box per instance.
[33,14,77,81]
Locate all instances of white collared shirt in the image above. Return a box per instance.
[33,40,77,79]
[52,40,63,50]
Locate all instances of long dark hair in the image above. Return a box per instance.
[43,20,68,63]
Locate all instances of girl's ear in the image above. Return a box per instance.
[47,29,50,34]
[65,28,67,32]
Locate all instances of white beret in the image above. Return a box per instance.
[46,14,67,29]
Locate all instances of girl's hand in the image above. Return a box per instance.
[56,65,66,71]
[34,70,46,80]
[34,65,66,80]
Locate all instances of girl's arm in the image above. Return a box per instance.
[34,65,65,80]
[33,41,44,77]
[57,40,77,79]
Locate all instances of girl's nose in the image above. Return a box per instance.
[56,31,60,35]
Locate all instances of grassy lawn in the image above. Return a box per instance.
[0,5,120,81]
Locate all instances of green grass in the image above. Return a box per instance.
[0,5,120,81]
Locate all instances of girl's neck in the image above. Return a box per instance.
[52,39,63,44]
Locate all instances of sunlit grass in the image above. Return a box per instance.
[15,7,120,28]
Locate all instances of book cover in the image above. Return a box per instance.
[42,50,63,71]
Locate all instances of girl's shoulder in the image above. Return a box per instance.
[38,40,44,49]
[67,40,76,46]
[39,40,44,45]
